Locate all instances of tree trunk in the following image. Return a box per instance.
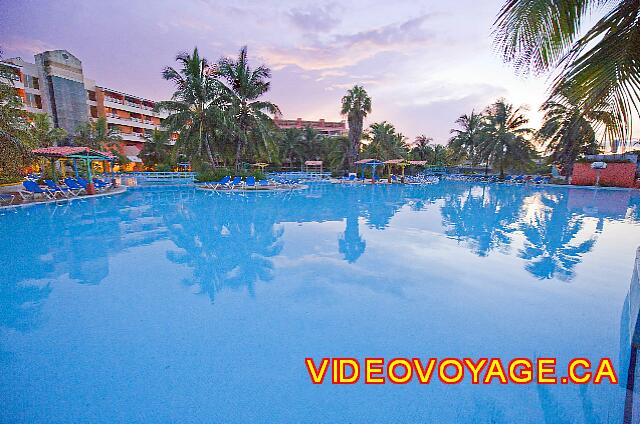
[234,136,243,170]
[203,131,215,165]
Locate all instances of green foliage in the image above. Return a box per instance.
[493,0,640,143]
[341,85,372,168]
[362,121,409,160]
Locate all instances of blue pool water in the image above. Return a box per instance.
[1,182,640,423]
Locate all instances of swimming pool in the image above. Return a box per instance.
[1,182,639,422]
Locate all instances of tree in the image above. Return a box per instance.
[536,94,600,177]
[302,126,325,161]
[363,121,409,160]
[140,129,173,169]
[216,46,280,168]
[493,0,640,142]
[410,135,432,161]
[341,85,371,168]
[30,113,66,147]
[156,47,223,165]
[327,136,350,173]
[74,117,121,150]
[277,128,305,167]
[449,110,485,164]
[477,99,536,177]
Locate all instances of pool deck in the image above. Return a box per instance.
[0,186,127,210]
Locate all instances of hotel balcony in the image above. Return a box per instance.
[104,96,167,118]
[106,114,160,131]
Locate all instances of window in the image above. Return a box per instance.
[25,93,42,109]
[24,74,39,90]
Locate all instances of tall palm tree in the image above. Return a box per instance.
[30,113,67,147]
[493,0,640,142]
[140,129,172,168]
[156,47,222,165]
[449,110,485,164]
[341,85,372,168]
[537,94,600,177]
[363,121,409,160]
[277,128,305,167]
[0,52,34,182]
[410,135,432,160]
[216,46,280,168]
[74,117,121,150]
[477,99,536,177]
[327,135,350,173]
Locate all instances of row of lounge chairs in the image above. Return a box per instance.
[446,174,550,184]
[19,177,111,201]
[201,176,298,190]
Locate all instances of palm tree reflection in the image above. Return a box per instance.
[519,192,601,281]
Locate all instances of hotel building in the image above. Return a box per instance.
[274,115,347,136]
[2,49,168,163]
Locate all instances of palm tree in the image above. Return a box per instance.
[0,53,34,182]
[341,85,372,168]
[277,128,305,167]
[493,0,640,142]
[216,46,280,168]
[302,126,326,161]
[30,113,67,147]
[537,95,600,178]
[410,135,432,160]
[74,117,121,150]
[156,47,222,165]
[477,99,536,177]
[449,111,485,164]
[140,129,172,168]
[363,121,409,160]
[327,135,350,173]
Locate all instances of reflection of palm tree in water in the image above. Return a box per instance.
[339,212,366,263]
[164,194,283,302]
[441,184,523,257]
[519,192,601,281]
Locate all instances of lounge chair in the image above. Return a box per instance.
[513,175,525,183]
[44,179,75,198]
[503,175,513,183]
[0,193,14,205]
[20,181,52,200]
[229,176,243,188]
[77,177,105,191]
[205,175,230,189]
[63,178,86,195]
[259,179,270,187]
[245,176,256,189]
[93,178,110,189]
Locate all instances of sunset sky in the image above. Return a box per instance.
[1,0,562,143]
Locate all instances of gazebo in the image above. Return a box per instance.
[252,162,269,173]
[384,159,411,182]
[32,146,116,194]
[354,158,384,181]
[304,160,323,174]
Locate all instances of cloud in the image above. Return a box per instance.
[1,37,56,57]
[261,14,436,71]
[288,4,341,32]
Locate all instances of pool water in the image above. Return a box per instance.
[1,182,640,423]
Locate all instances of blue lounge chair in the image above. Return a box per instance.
[0,193,14,205]
[229,176,243,188]
[245,176,256,188]
[205,175,230,189]
[259,179,270,187]
[21,181,52,200]
[513,175,525,183]
[63,178,86,195]
[44,179,76,198]
[77,177,105,191]
[532,176,543,184]
[93,178,109,189]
